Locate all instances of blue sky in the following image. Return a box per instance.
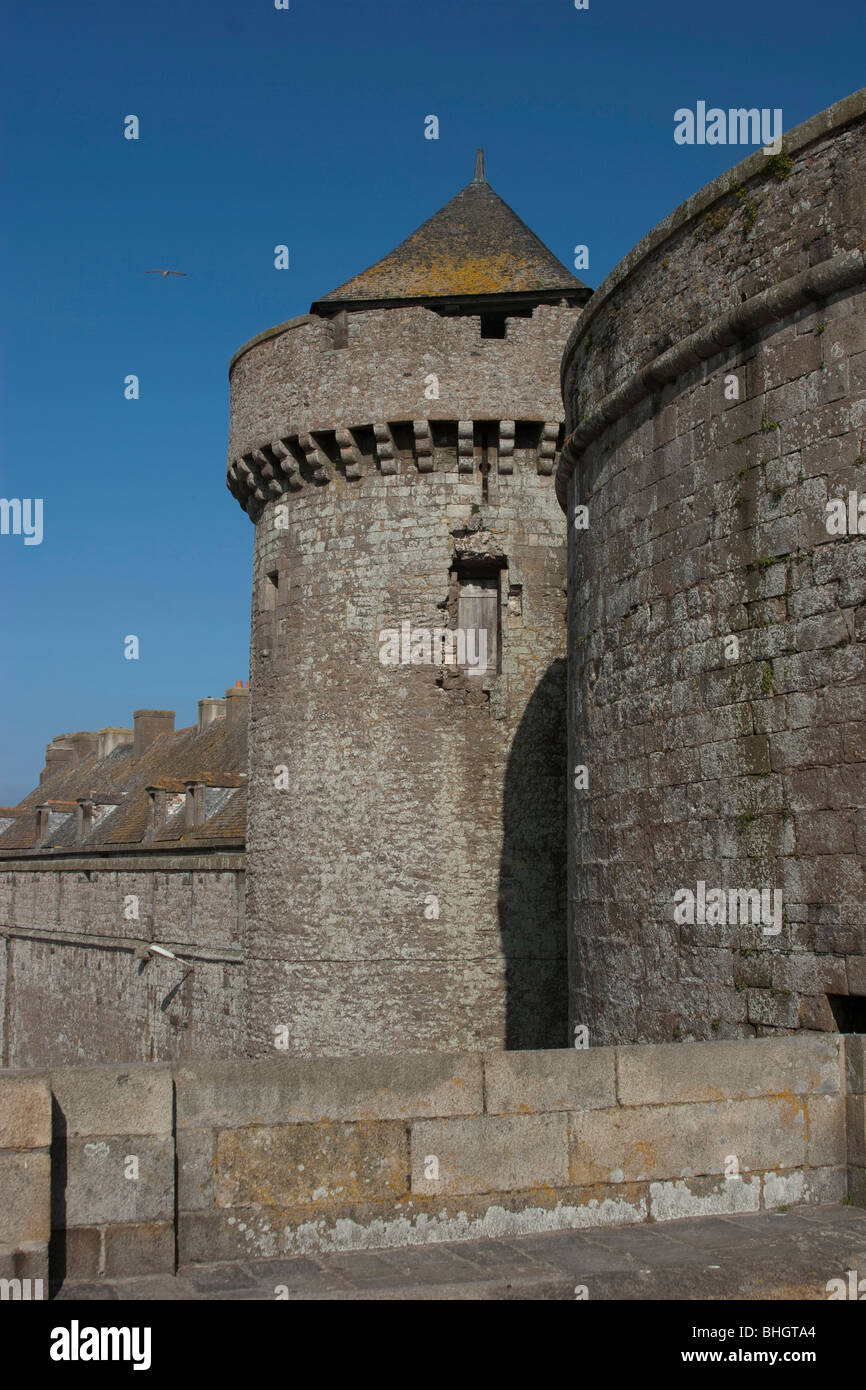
[0,0,862,804]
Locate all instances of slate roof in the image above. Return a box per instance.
[0,706,248,857]
[312,152,588,312]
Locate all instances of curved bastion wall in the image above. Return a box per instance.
[559,89,866,1045]
[228,301,579,1057]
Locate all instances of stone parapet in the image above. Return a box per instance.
[228,302,577,475]
[558,85,866,462]
[0,1072,51,1293]
[1,1036,861,1279]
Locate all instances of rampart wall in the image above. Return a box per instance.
[559,90,866,1044]
[0,858,245,1067]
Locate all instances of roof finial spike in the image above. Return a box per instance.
[473,148,486,183]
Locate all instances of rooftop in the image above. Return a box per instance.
[310,151,589,315]
[0,689,249,858]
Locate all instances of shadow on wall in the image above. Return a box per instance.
[498,658,568,1048]
[48,1094,67,1296]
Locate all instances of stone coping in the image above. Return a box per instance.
[228,315,313,377]
[559,86,866,396]
[555,246,866,510]
[0,853,245,872]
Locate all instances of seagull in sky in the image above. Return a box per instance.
[147,269,188,278]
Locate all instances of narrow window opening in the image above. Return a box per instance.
[480,429,490,503]
[480,313,507,339]
[827,994,866,1032]
[262,570,279,612]
[331,310,349,349]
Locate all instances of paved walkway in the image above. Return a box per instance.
[55,1203,866,1301]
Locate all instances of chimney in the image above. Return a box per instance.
[67,732,99,763]
[198,697,227,734]
[225,685,249,726]
[184,781,206,828]
[35,804,53,845]
[75,795,117,843]
[76,797,96,842]
[40,737,75,785]
[34,800,76,846]
[98,727,134,760]
[146,787,166,840]
[144,780,184,841]
[133,710,175,759]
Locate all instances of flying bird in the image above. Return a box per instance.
[147,269,187,278]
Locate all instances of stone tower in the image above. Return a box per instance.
[228,153,589,1057]
[560,91,866,1045]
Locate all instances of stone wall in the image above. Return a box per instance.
[229,303,578,1057]
[0,858,245,1067]
[848,1036,866,1204]
[49,1066,174,1282]
[228,303,575,461]
[559,90,866,1044]
[0,1072,50,1289]
[1,1036,862,1284]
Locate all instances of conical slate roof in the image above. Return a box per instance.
[311,152,587,313]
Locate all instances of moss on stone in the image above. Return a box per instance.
[761,661,774,695]
[731,181,760,232]
[765,151,794,181]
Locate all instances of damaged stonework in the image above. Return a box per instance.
[449,512,506,565]
[431,515,511,705]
